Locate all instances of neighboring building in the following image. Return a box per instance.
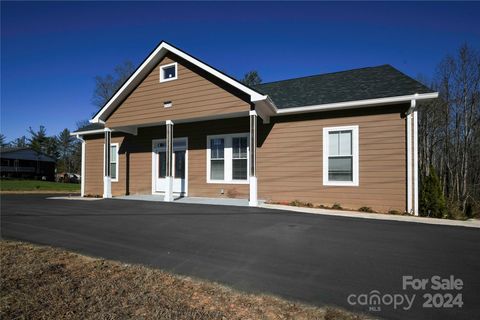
[72,41,438,214]
[0,147,56,180]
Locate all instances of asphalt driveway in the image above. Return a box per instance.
[1,194,479,320]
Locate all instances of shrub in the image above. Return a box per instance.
[289,200,313,207]
[358,206,375,213]
[332,202,342,210]
[420,166,447,218]
[388,209,402,215]
[226,188,238,198]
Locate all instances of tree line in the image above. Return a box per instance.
[418,43,480,218]
[1,47,477,218]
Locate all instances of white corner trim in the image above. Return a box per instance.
[322,125,359,187]
[407,113,413,214]
[91,41,266,123]
[275,92,439,116]
[413,110,419,216]
[159,62,178,82]
[206,133,250,184]
[76,135,86,197]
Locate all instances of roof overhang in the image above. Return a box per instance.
[91,41,268,124]
[256,92,439,117]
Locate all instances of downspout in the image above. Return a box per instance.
[406,94,419,215]
[76,134,86,197]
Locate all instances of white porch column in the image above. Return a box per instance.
[103,128,112,198]
[249,110,258,206]
[164,120,174,202]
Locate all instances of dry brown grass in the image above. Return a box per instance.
[0,240,369,320]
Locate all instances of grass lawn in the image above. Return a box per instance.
[0,241,366,320]
[0,179,80,192]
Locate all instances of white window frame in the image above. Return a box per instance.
[323,125,359,186]
[159,62,178,82]
[103,142,119,182]
[206,133,249,184]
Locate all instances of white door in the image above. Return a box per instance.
[153,138,188,195]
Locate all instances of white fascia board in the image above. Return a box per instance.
[91,42,266,123]
[70,129,105,136]
[275,92,439,115]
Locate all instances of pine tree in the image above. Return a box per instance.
[420,166,447,218]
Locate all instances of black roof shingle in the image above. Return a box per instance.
[253,64,434,109]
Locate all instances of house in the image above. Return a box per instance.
[0,147,56,180]
[72,41,438,214]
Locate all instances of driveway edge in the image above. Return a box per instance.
[260,204,480,228]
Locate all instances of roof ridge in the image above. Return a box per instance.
[256,64,392,87]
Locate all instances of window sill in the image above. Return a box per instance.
[160,76,177,83]
[207,179,249,185]
[323,181,358,187]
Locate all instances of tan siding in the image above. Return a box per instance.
[105,53,250,127]
[84,134,125,197]
[257,105,408,212]
[85,105,408,212]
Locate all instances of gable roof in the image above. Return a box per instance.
[88,41,438,128]
[253,65,435,109]
[0,147,56,162]
[72,123,105,135]
[91,41,266,123]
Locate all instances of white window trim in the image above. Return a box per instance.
[103,142,119,182]
[159,62,178,83]
[206,133,249,184]
[323,125,359,187]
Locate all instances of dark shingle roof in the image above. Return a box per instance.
[253,65,434,109]
[0,148,56,162]
[74,123,105,133]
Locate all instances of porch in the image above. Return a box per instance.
[113,194,261,207]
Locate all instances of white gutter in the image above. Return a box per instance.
[70,129,105,136]
[274,92,438,115]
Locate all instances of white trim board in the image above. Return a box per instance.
[206,133,250,185]
[103,142,119,182]
[322,125,359,187]
[91,41,266,123]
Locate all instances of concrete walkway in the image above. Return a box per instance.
[114,194,253,207]
[261,203,480,228]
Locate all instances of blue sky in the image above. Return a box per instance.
[1,1,479,140]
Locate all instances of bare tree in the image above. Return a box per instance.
[419,43,480,217]
[92,60,135,109]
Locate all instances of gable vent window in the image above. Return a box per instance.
[160,62,178,82]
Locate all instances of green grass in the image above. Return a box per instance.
[0,179,80,192]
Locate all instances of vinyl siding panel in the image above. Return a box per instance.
[105,53,250,127]
[85,105,408,212]
[84,118,250,198]
[257,105,408,212]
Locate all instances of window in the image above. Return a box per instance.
[210,138,225,180]
[207,134,249,183]
[105,143,119,182]
[323,126,358,186]
[232,137,248,180]
[160,62,178,82]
